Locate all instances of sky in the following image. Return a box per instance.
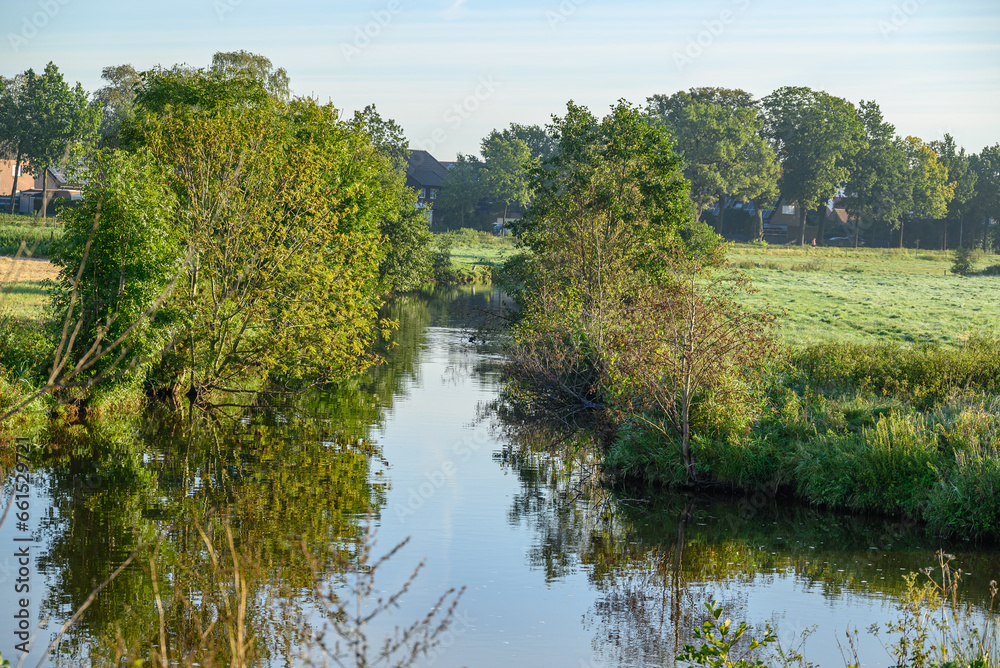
[1,0,998,161]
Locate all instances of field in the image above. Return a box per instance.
[728,243,1000,346]
[443,234,1000,347]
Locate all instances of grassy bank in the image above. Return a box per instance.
[436,228,518,284]
[607,339,1000,539]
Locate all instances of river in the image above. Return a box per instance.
[1,287,997,667]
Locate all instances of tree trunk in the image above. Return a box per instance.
[959,213,964,248]
[755,205,764,241]
[716,192,725,235]
[798,204,806,246]
[984,215,990,253]
[41,168,48,219]
[8,147,22,215]
[816,204,826,246]
[853,217,859,248]
[899,218,905,249]
[941,219,948,251]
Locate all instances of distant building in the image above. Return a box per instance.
[405,150,449,225]
[0,159,71,198]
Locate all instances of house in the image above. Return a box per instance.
[0,159,71,196]
[405,150,449,225]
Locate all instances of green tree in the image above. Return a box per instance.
[0,74,28,214]
[508,100,693,416]
[480,130,536,224]
[844,101,912,248]
[91,64,142,144]
[494,122,558,161]
[436,153,484,229]
[648,87,772,231]
[118,68,400,398]
[970,144,1000,252]
[347,104,432,291]
[762,86,864,245]
[931,134,977,249]
[210,50,290,102]
[905,136,955,249]
[49,149,183,390]
[18,62,98,218]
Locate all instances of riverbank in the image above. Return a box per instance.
[605,338,1000,540]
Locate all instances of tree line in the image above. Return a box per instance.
[435,86,999,251]
[0,52,434,409]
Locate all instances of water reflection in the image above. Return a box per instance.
[495,419,1000,667]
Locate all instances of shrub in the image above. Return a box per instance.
[951,246,974,275]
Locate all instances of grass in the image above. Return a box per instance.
[0,256,58,323]
[441,228,519,270]
[727,243,1000,346]
[0,212,64,258]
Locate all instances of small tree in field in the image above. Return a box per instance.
[609,258,777,483]
[951,246,974,275]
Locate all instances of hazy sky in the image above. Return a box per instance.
[3,0,998,160]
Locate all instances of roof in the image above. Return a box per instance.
[406,150,449,189]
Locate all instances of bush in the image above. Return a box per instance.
[951,246,974,275]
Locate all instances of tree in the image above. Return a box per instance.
[18,62,98,218]
[508,100,693,418]
[91,64,143,143]
[647,87,772,231]
[115,67,403,398]
[843,101,911,248]
[904,136,955,248]
[480,131,535,223]
[0,74,28,214]
[608,262,776,483]
[49,149,183,389]
[493,122,558,162]
[210,50,290,102]
[931,134,977,249]
[762,87,864,245]
[731,132,779,241]
[970,145,1000,252]
[347,104,432,291]
[435,153,484,229]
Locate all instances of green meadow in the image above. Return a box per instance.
[729,244,1000,346]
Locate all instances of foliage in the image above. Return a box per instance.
[479,130,536,220]
[844,101,912,246]
[49,148,183,389]
[435,153,485,229]
[607,261,777,482]
[676,601,776,668]
[763,86,864,245]
[211,49,290,101]
[90,64,142,143]
[648,87,778,231]
[952,246,974,275]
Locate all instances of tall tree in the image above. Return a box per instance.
[210,50,290,102]
[91,64,142,143]
[19,62,98,217]
[647,88,766,229]
[347,104,432,291]
[436,153,484,229]
[0,74,28,214]
[930,134,977,249]
[480,131,535,223]
[904,136,955,248]
[762,86,864,245]
[843,101,911,248]
[494,122,558,162]
[970,144,1000,252]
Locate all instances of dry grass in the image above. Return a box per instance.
[0,256,59,284]
[0,257,58,323]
